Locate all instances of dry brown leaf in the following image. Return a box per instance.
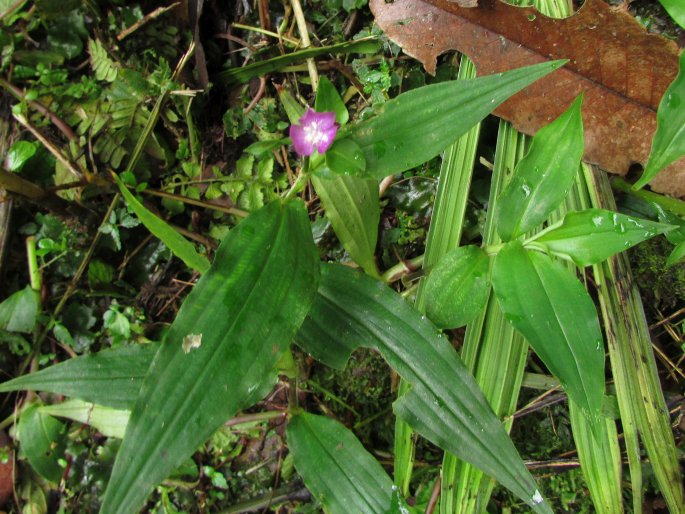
[370,0,685,195]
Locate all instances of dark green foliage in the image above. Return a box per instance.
[630,237,685,308]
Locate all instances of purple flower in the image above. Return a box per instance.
[289,109,339,157]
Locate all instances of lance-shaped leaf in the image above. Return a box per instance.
[495,95,584,241]
[100,200,320,514]
[424,245,491,328]
[0,344,156,410]
[315,75,349,125]
[345,60,566,179]
[287,412,397,513]
[296,263,551,513]
[526,209,673,267]
[634,51,685,189]
[312,175,379,276]
[114,173,210,274]
[491,241,605,419]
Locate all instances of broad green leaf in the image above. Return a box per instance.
[41,400,129,439]
[0,344,156,410]
[17,404,65,482]
[287,412,396,513]
[635,51,685,189]
[113,173,210,274]
[495,95,584,241]
[6,140,37,172]
[491,241,605,419]
[0,285,39,333]
[659,0,685,28]
[325,138,366,176]
[424,245,490,329]
[527,209,673,267]
[346,60,566,179]
[101,200,320,514]
[315,76,349,125]
[220,38,381,85]
[312,174,379,276]
[296,263,551,513]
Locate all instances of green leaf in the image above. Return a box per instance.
[658,0,685,28]
[287,412,396,513]
[0,285,39,333]
[113,173,210,274]
[424,245,490,329]
[6,140,37,172]
[315,76,349,125]
[219,38,381,85]
[667,240,685,266]
[40,400,129,439]
[279,89,306,125]
[491,241,605,419]
[495,95,584,241]
[325,138,366,175]
[0,344,157,410]
[296,263,551,513]
[17,403,65,483]
[101,200,320,514]
[653,203,685,244]
[635,51,685,189]
[527,209,673,267]
[312,175,379,276]
[346,60,566,179]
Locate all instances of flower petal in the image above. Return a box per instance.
[290,124,315,156]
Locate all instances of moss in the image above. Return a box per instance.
[629,237,685,310]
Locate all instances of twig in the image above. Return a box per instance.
[243,76,266,114]
[0,77,76,141]
[231,22,300,46]
[116,3,181,41]
[425,475,441,514]
[12,113,83,180]
[290,0,319,91]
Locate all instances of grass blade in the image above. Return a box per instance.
[586,166,685,513]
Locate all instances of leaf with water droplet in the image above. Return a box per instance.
[326,137,367,176]
[492,240,605,421]
[495,95,584,241]
[526,208,674,266]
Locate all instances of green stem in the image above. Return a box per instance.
[381,254,425,283]
[283,157,310,201]
[25,236,41,295]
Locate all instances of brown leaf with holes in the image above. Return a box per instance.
[371,0,685,195]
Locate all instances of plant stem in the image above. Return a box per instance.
[283,157,309,201]
[26,236,41,294]
[290,0,319,91]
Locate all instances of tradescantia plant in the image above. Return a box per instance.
[0,57,676,514]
